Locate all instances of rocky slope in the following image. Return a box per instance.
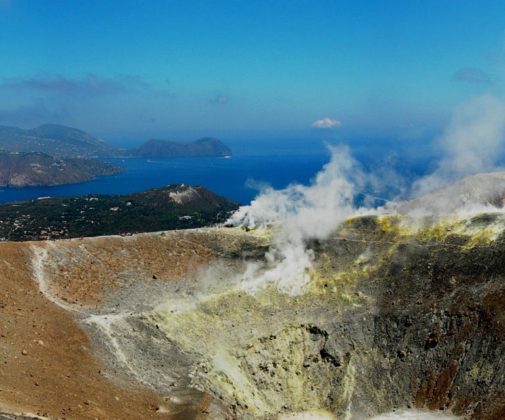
[1,206,505,418]
[0,151,122,188]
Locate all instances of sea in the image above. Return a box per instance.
[0,140,433,206]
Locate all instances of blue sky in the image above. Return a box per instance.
[1,0,505,144]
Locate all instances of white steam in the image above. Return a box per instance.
[229,95,505,295]
[369,409,458,419]
[396,171,505,218]
[228,146,369,295]
[413,94,505,196]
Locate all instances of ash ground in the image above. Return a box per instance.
[2,212,504,418]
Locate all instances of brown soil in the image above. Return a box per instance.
[0,240,200,419]
[40,231,215,307]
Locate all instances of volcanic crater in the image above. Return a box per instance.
[2,211,504,419]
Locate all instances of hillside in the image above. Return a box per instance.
[130,137,232,157]
[0,184,238,240]
[4,175,505,419]
[0,151,122,188]
[0,124,117,157]
[0,124,233,159]
[1,211,505,418]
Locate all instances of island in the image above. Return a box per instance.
[0,151,123,188]
[0,123,232,159]
[0,124,233,188]
[129,137,232,157]
[0,184,238,240]
[0,124,117,158]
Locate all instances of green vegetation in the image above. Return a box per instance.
[0,184,238,241]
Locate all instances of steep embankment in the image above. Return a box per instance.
[2,212,504,419]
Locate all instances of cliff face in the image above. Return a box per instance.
[2,212,504,419]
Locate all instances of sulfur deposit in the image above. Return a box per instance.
[1,208,503,419]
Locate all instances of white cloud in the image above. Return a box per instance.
[311,117,342,129]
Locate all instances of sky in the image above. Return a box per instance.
[1,0,505,145]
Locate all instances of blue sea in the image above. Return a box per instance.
[0,142,433,205]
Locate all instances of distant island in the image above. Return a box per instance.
[129,137,231,158]
[0,151,122,188]
[0,124,117,158]
[0,123,232,188]
[0,123,232,159]
[0,184,238,240]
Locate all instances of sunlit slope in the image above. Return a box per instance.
[8,211,504,419]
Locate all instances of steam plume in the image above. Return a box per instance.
[228,146,368,295]
[229,95,505,294]
[413,94,505,196]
